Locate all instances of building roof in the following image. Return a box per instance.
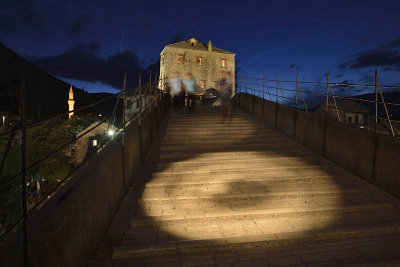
[164,38,235,55]
[324,99,370,114]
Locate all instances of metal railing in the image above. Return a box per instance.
[236,70,400,138]
[0,74,168,266]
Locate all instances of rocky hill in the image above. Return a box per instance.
[0,42,116,120]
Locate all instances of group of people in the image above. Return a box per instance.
[168,71,233,115]
[169,72,196,112]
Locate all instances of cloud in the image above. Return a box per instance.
[358,74,374,84]
[288,63,300,70]
[70,19,88,35]
[0,0,44,34]
[29,43,150,89]
[339,37,400,70]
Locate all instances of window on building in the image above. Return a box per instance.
[200,80,206,89]
[221,59,227,68]
[213,81,218,88]
[348,116,352,124]
[355,115,359,125]
[136,100,140,108]
[196,57,202,66]
[177,54,183,64]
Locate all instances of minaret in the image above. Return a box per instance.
[68,85,75,119]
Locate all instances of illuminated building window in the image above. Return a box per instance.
[177,54,183,64]
[200,80,206,89]
[221,59,227,68]
[196,57,202,66]
[92,139,97,146]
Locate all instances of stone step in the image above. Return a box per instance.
[165,126,267,132]
[142,182,354,200]
[153,164,330,176]
[162,138,283,146]
[160,139,285,150]
[113,223,399,259]
[163,132,278,141]
[143,179,347,194]
[159,143,293,152]
[152,167,335,180]
[145,174,342,187]
[168,118,256,122]
[159,151,306,161]
[129,204,395,235]
[156,156,316,168]
[166,123,262,129]
[139,188,367,203]
[131,206,394,229]
[164,130,275,137]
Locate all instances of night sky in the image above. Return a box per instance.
[1,0,400,97]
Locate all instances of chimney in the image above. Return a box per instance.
[208,40,212,52]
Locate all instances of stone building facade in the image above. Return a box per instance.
[319,99,370,125]
[159,38,235,94]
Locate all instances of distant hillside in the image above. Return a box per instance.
[356,91,400,120]
[0,42,116,119]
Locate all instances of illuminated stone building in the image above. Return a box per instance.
[159,38,236,93]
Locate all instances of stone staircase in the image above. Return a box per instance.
[108,106,400,266]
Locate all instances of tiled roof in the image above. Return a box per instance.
[165,40,235,55]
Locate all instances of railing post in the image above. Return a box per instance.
[294,73,299,136]
[323,72,330,154]
[122,72,127,186]
[374,69,378,133]
[19,76,29,267]
[275,74,279,127]
[378,85,395,137]
[245,74,248,110]
[253,74,256,115]
[262,74,265,120]
[139,73,142,126]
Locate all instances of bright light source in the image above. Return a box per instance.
[99,114,102,117]
[92,139,97,146]
[107,130,115,136]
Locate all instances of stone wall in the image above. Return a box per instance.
[233,93,400,199]
[27,94,170,267]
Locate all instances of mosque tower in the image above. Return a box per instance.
[68,85,75,119]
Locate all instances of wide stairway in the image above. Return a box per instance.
[109,106,400,266]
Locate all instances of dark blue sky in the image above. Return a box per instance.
[1,0,400,96]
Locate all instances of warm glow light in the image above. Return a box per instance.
[107,130,115,136]
[92,139,97,146]
[140,126,343,242]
